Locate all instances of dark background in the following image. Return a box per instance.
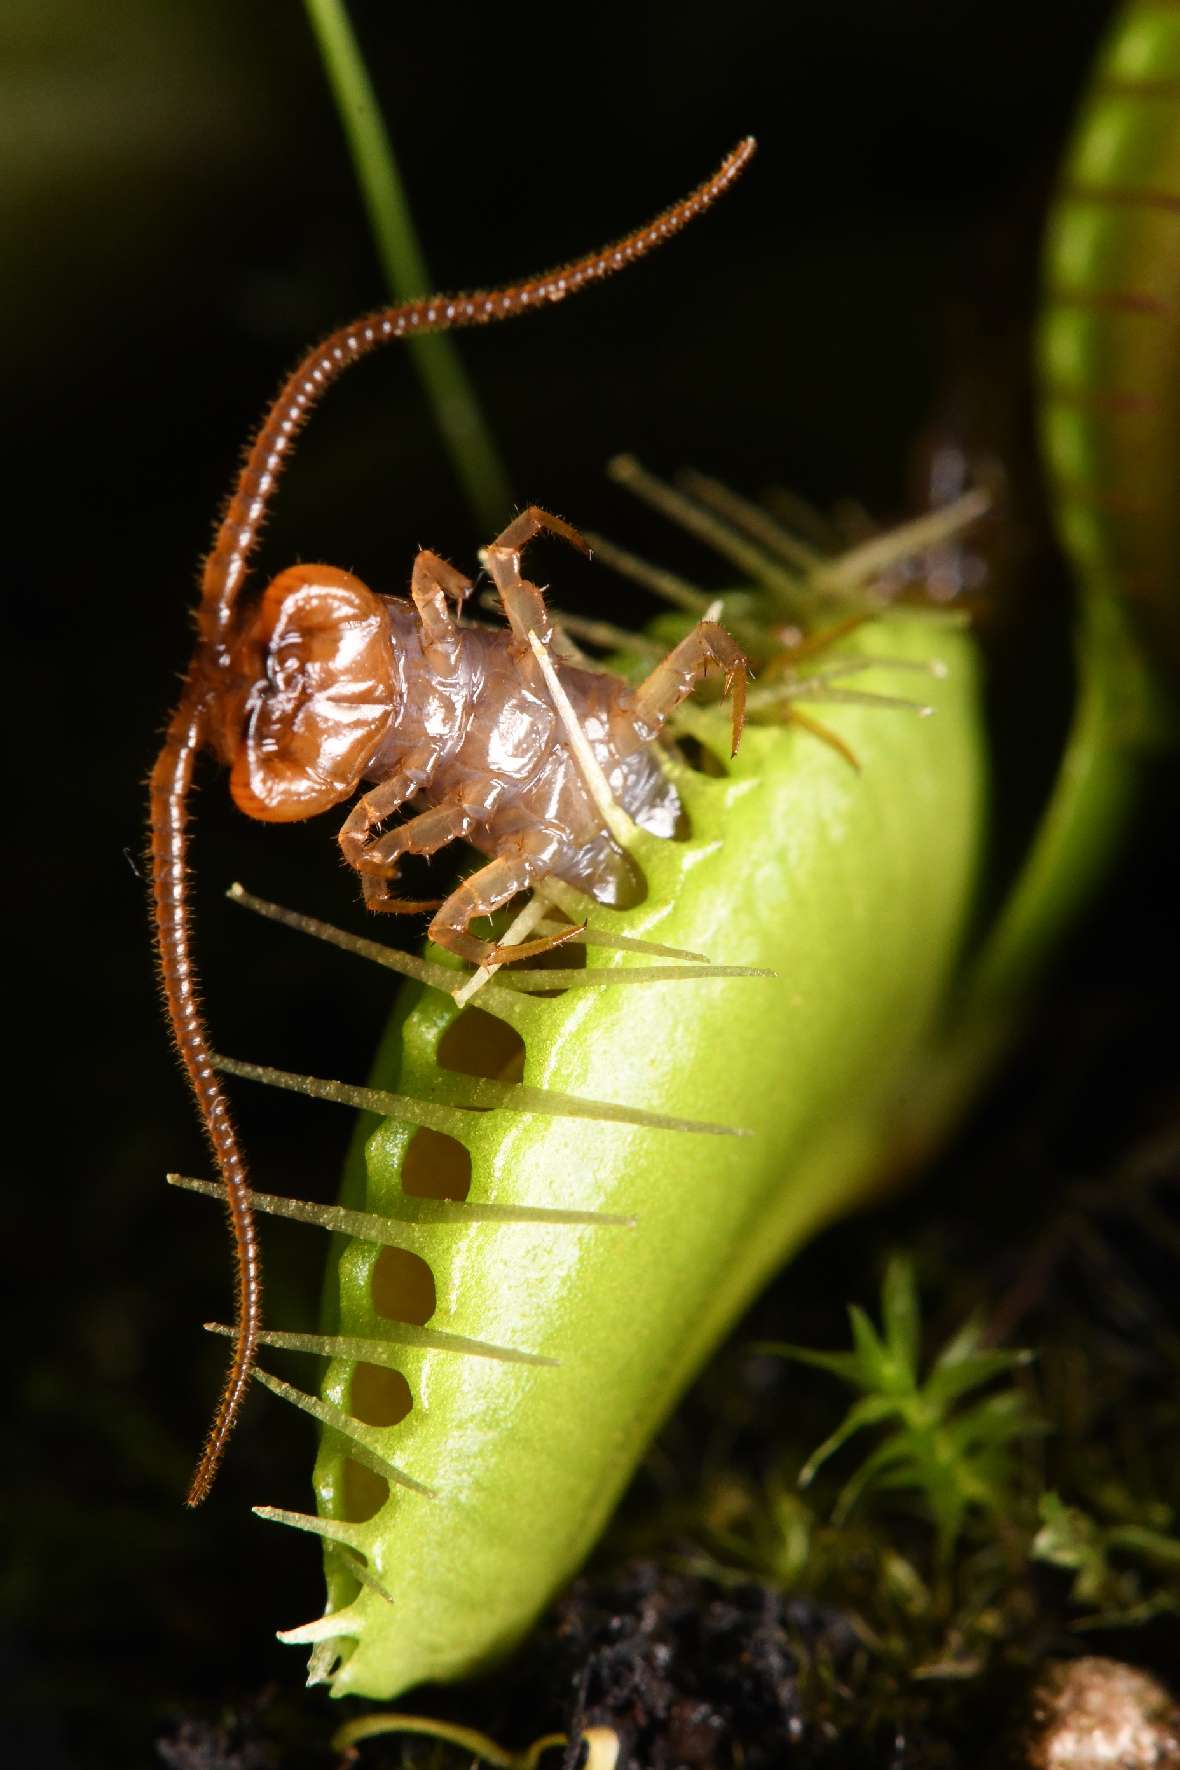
[9,0,1167,1763]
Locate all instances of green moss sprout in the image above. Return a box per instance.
[763,1257,1043,1568]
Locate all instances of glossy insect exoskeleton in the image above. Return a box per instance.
[150,140,756,1507]
[218,505,745,964]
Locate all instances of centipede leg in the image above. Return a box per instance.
[337,746,441,870]
[357,798,475,905]
[429,833,581,966]
[411,550,472,672]
[484,506,590,645]
[350,788,472,914]
[631,620,750,755]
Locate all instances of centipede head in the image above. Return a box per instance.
[213,565,396,823]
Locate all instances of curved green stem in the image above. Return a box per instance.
[331,1711,604,1768]
[333,1712,515,1764]
[304,0,512,529]
[967,587,1164,1012]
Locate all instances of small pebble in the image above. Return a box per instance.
[1026,1657,1180,1770]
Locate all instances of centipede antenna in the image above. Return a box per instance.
[578,529,712,613]
[678,469,825,572]
[609,455,805,610]
[528,630,640,848]
[251,1368,435,1496]
[171,1173,636,1229]
[153,140,756,1502]
[199,138,756,647]
[215,1052,746,1136]
[814,487,991,594]
[213,1321,558,1367]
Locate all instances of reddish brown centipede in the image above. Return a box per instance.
[150,138,755,1508]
